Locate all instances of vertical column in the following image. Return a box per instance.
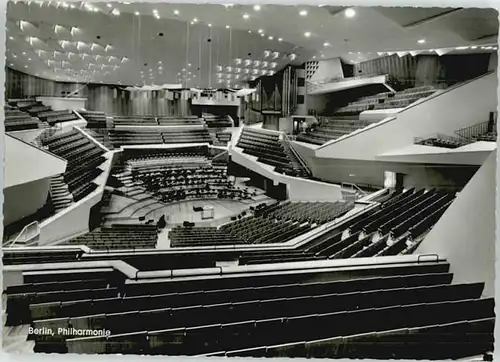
[295,68,306,116]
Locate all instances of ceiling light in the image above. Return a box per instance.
[253,5,261,11]
[324,42,330,47]
[471,46,478,49]
[22,52,26,55]
[153,9,158,13]
[418,39,426,44]
[28,58,31,61]
[455,46,468,50]
[208,24,212,27]
[299,10,308,16]
[13,55,16,58]
[93,7,99,12]
[345,8,356,18]
[9,63,13,66]
[134,11,139,15]
[278,38,283,42]
[174,9,179,15]
[226,25,230,29]
[24,65,27,68]
[243,13,249,19]
[111,8,120,16]
[258,29,263,33]
[268,36,273,40]
[9,36,13,40]
[106,4,112,8]
[248,30,251,33]
[304,32,311,37]
[193,18,198,23]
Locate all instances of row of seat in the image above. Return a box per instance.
[293,189,455,263]
[109,128,212,146]
[203,114,233,128]
[62,224,158,250]
[5,105,44,131]
[335,86,438,115]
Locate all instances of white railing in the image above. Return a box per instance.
[341,182,368,201]
[9,221,40,247]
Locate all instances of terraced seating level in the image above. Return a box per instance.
[3,260,492,358]
[237,128,310,177]
[41,129,106,202]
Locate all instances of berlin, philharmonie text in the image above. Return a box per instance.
[28,327,111,337]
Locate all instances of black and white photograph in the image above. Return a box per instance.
[1,1,497,360]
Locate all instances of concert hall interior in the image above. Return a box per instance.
[2,2,497,359]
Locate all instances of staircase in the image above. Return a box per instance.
[50,174,74,212]
[280,140,311,178]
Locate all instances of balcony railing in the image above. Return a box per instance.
[455,120,495,140]
[414,132,472,149]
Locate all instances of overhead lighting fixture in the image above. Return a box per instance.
[345,8,356,18]
[111,8,120,16]
[471,46,478,49]
[226,25,230,29]
[243,13,249,19]
[134,11,139,15]
[258,29,263,33]
[323,42,330,47]
[8,36,13,40]
[174,9,179,15]
[268,36,273,40]
[106,4,112,8]
[418,39,426,44]
[278,38,283,42]
[208,24,212,27]
[304,32,311,37]
[299,10,308,16]
[193,18,198,23]
[253,5,261,11]
[455,46,469,50]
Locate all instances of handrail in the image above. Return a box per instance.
[341,182,368,196]
[283,133,312,176]
[9,221,40,247]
